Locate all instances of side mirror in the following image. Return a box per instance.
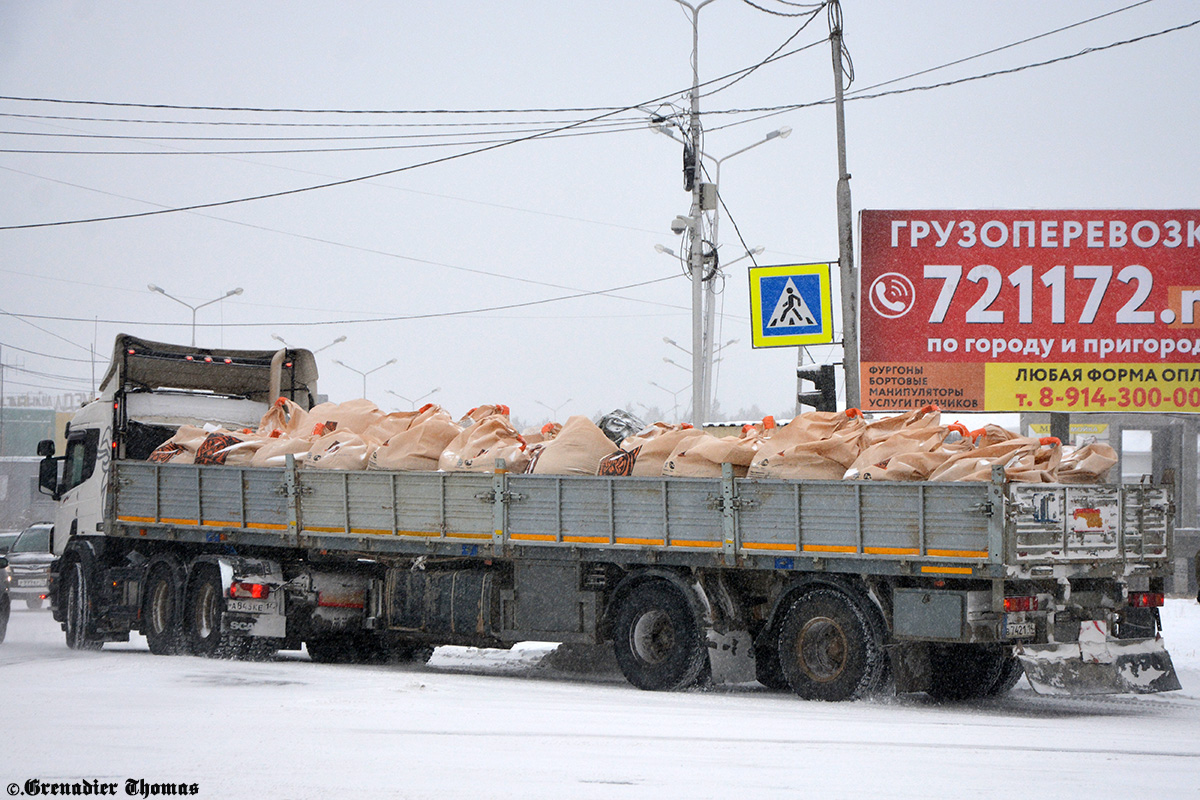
[37,439,55,458]
[38,457,61,500]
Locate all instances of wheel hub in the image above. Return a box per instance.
[797,616,848,683]
[630,609,675,665]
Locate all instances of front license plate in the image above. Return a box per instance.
[17,579,46,589]
[227,598,279,614]
[1004,618,1036,639]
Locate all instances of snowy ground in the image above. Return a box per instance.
[2,601,1199,800]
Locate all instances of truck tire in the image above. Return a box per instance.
[985,655,1025,697]
[64,561,103,651]
[611,580,707,691]
[754,645,790,691]
[186,566,240,659]
[0,590,9,643]
[926,644,1010,701]
[776,588,886,701]
[144,566,185,656]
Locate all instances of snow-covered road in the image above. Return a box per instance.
[3,602,1198,800]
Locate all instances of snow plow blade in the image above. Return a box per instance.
[1016,635,1181,696]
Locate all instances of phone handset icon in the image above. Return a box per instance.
[874,281,906,313]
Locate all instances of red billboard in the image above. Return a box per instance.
[859,210,1200,413]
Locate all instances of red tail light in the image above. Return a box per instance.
[1004,595,1038,613]
[229,582,270,600]
[1128,591,1164,608]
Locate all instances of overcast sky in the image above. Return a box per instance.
[1,1,1196,429]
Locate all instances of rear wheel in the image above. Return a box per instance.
[144,567,185,656]
[64,561,103,651]
[776,589,886,701]
[927,644,1013,701]
[186,566,240,658]
[754,645,790,691]
[612,580,707,691]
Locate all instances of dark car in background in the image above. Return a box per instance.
[4,523,53,610]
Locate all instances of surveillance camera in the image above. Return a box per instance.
[670,215,691,235]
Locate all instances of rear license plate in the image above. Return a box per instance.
[227,598,279,614]
[1004,617,1036,639]
[17,579,46,588]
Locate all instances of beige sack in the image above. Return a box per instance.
[747,434,861,480]
[521,422,561,446]
[929,437,1062,483]
[846,427,954,481]
[369,412,463,472]
[438,416,529,473]
[620,425,704,477]
[859,405,942,450]
[529,415,618,476]
[1057,443,1118,484]
[662,431,762,478]
[194,429,266,466]
[306,398,386,436]
[305,430,374,471]
[256,398,312,438]
[251,434,317,467]
[146,424,209,464]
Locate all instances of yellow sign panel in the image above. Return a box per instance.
[749,263,834,348]
[984,363,1200,413]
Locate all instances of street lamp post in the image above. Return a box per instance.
[333,358,397,399]
[272,334,346,355]
[387,387,440,410]
[148,284,243,347]
[654,124,790,423]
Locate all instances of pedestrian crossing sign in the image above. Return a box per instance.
[748,263,834,348]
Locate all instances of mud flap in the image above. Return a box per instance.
[1016,621,1181,696]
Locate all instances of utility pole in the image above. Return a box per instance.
[829,0,859,410]
[668,0,717,426]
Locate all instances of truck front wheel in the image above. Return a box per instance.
[64,561,103,651]
[776,588,885,701]
[611,580,707,691]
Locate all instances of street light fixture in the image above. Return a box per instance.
[535,398,574,421]
[272,334,346,355]
[148,284,243,347]
[333,358,397,399]
[387,387,440,410]
[649,380,691,424]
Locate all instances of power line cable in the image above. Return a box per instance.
[0,164,688,313]
[704,14,1199,132]
[701,9,826,99]
[5,275,686,329]
[0,121,651,157]
[0,96,632,115]
[741,0,826,18]
[846,0,1160,98]
[0,40,826,231]
[0,340,96,364]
